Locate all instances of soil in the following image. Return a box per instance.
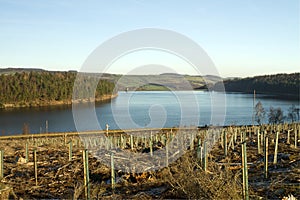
[0,123,299,199]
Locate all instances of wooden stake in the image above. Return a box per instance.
[150,132,153,157]
[130,135,133,150]
[295,129,297,148]
[68,140,73,161]
[273,132,279,164]
[242,132,249,200]
[25,143,29,163]
[203,141,207,172]
[264,137,268,179]
[166,137,169,167]
[234,129,237,143]
[224,131,227,157]
[197,138,201,160]
[111,152,115,189]
[34,149,38,186]
[287,129,291,144]
[0,150,3,179]
[257,130,261,154]
[83,149,90,200]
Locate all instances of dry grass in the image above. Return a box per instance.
[162,152,243,199]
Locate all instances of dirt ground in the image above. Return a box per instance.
[0,124,299,199]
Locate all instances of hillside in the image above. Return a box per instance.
[212,73,300,99]
[112,74,221,91]
[0,70,116,108]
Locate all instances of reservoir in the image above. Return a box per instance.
[0,91,298,135]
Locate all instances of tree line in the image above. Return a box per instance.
[255,101,299,125]
[0,71,116,108]
[213,73,299,99]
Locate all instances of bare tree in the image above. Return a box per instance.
[288,105,300,122]
[255,101,265,125]
[268,107,284,124]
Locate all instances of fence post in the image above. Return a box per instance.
[166,137,169,167]
[34,149,38,186]
[83,149,90,200]
[287,129,291,144]
[224,131,227,157]
[190,134,194,150]
[111,152,115,189]
[242,132,249,200]
[68,140,73,161]
[203,141,207,172]
[264,137,268,179]
[294,129,297,148]
[0,150,3,179]
[273,132,279,164]
[25,143,29,163]
[150,132,153,157]
[130,135,133,150]
[234,129,237,143]
[197,138,201,160]
[257,129,260,154]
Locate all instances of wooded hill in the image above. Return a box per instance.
[0,68,298,107]
[212,73,299,100]
[0,70,115,108]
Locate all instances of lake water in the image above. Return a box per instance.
[0,91,298,135]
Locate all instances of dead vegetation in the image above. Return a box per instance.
[0,123,298,199]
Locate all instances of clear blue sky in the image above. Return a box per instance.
[0,0,299,77]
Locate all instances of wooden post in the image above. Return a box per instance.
[34,149,38,186]
[130,135,133,150]
[240,131,243,143]
[221,131,224,148]
[264,137,268,179]
[257,130,261,154]
[287,129,291,144]
[68,141,73,161]
[230,134,234,150]
[224,131,227,157]
[295,129,297,148]
[196,138,201,160]
[273,132,279,164]
[120,135,124,149]
[241,139,245,198]
[64,134,67,145]
[150,132,153,157]
[106,124,109,136]
[77,138,80,148]
[190,134,194,150]
[0,150,3,179]
[242,132,249,200]
[203,141,207,172]
[234,129,237,143]
[83,149,90,200]
[25,143,29,163]
[111,152,115,189]
[166,137,169,166]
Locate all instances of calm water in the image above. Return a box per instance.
[0,91,298,135]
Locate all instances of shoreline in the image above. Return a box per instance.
[1,122,299,139]
[0,93,118,109]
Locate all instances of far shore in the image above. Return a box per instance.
[0,93,118,109]
[1,122,299,138]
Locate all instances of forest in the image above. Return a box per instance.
[212,73,299,99]
[0,71,116,108]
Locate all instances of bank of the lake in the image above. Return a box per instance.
[1,93,118,109]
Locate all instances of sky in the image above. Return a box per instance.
[0,0,299,77]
